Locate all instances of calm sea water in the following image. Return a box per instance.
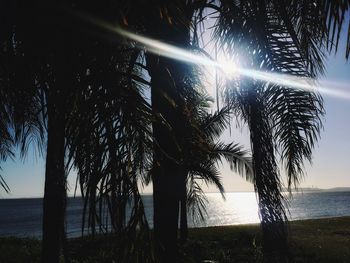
[0,191,349,238]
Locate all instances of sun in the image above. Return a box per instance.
[216,54,241,79]
[202,52,241,98]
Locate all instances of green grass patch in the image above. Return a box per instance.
[0,216,349,262]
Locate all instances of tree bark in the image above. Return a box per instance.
[42,89,67,263]
[42,46,71,262]
[142,2,194,261]
[148,55,183,261]
[180,169,188,243]
[248,90,289,263]
[180,198,188,243]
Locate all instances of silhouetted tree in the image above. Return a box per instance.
[0,2,105,261]
[178,100,253,242]
[214,0,349,261]
[0,1,45,194]
[1,1,349,262]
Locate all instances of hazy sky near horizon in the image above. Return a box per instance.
[1,33,350,198]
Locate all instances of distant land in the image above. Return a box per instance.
[204,187,350,194]
[282,187,350,192]
[2,187,350,199]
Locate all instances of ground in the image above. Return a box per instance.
[0,216,349,262]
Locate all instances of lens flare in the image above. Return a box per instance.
[75,12,350,100]
[218,59,240,78]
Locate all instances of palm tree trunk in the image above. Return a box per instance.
[148,58,183,261]
[152,168,181,262]
[143,2,193,261]
[180,198,188,243]
[42,49,71,262]
[180,170,188,243]
[248,91,289,263]
[42,89,67,263]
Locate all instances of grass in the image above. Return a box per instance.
[0,216,349,262]
[186,216,350,262]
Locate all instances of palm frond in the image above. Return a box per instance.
[216,0,325,192]
[63,37,154,242]
[267,85,324,190]
[200,106,231,140]
[186,175,209,224]
[0,168,10,193]
[298,0,350,59]
[210,142,253,182]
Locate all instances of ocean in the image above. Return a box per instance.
[0,191,349,238]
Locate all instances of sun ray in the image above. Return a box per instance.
[75,12,350,100]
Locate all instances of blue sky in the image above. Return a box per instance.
[1,35,350,198]
[215,35,350,193]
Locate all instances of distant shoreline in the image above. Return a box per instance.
[2,187,350,199]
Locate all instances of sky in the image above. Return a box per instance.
[214,35,350,193]
[1,33,350,198]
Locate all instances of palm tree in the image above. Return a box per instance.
[66,43,155,261]
[2,2,92,261]
[0,2,15,194]
[129,3,248,260]
[139,6,248,260]
[66,3,251,261]
[0,104,13,193]
[2,2,159,261]
[0,2,45,194]
[2,1,349,262]
[0,76,45,193]
[0,89,13,193]
[212,0,349,261]
[8,6,72,261]
[177,94,253,242]
[68,1,349,261]
[127,2,199,260]
[4,2,153,261]
[177,79,246,244]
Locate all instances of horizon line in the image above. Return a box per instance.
[2,186,350,199]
